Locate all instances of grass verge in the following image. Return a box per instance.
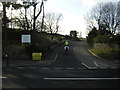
[90,47,120,61]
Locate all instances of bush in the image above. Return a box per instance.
[87,37,94,47]
[2,45,30,60]
[94,35,120,45]
[91,45,120,60]
[94,35,110,43]
[112,34,120,45]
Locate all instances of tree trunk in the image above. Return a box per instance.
[3,2,7,47]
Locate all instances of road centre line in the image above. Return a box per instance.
[44,77,120,80]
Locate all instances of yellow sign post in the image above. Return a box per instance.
[32,53,42,61]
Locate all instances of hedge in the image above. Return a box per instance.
[94,35,120,45]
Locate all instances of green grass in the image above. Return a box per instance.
[90,47,120,60]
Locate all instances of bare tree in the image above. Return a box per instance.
[84,13,97,32]
[101,2,120,34]
[86,2,120,35]
[32,0,43,31]
[11,8,32,30]
[45,12,62,34]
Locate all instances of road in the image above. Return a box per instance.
[2,41,120,88]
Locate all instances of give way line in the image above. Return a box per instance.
[44,77,120,80]
[0,76,7,79]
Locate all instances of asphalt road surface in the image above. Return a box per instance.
[2,41,120,88]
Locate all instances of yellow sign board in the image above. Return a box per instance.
[32,53,42,61]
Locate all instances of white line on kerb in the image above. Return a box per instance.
[44,77,120,80]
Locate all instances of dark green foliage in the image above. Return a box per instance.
[88,27,98,38]
[94,35,110,43]
[2,29,64,60]
[87,37,94,47]
[112,34,120,45]
[87,26,120,47]
[94,35,120,45]
[70,30,80,41]
[2,45,30,60]
[87,27,98,47]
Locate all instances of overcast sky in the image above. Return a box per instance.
[44,0,120,38]
[1,0,120,38]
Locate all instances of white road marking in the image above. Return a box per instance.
[82,63,90,69]
[53,54,58,62]
[0,76,7,79]
[17,67,25,69]
[100,67,108,69]
[94,61,108,67]
[44,77,120,80]
[91,67,98,69]
[41,68,50,70]
[93,61,99,67]
[67,68,74,70]
[82,63,98,69]
[82,63,92,69]
[111,67,117,69]
[78,68,86,69]
[54,68,62,70]
[104,64,108,66]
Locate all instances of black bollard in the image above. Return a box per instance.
[5,54,9,66]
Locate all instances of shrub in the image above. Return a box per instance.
[94,35,120,45]
[112,34,120,45]
[87,37,94,47]
[2,45,30,60]
[94,35,110,43]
